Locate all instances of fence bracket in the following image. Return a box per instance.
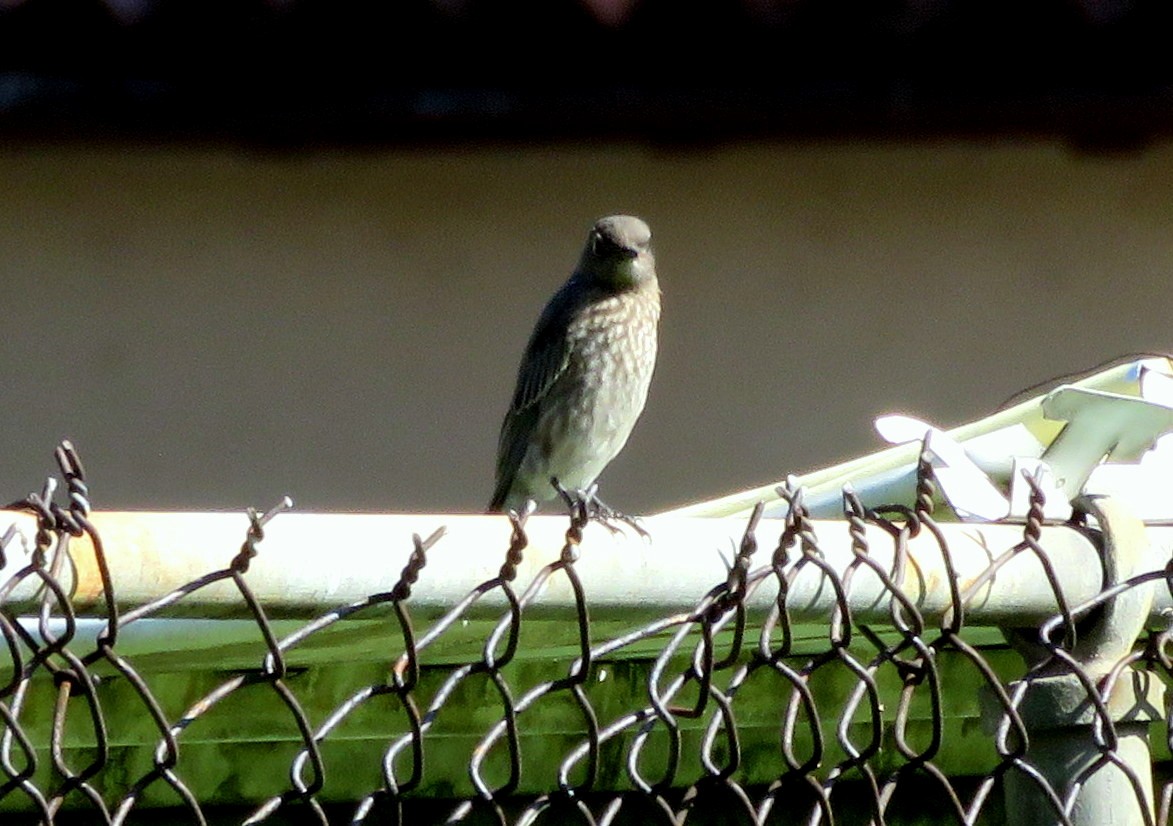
[991,494,1164,826]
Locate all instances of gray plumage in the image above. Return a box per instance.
[489,215,661,513]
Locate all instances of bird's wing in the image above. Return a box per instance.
[510,298,575,413]
[490,404,542,510]
[490,282,582,509]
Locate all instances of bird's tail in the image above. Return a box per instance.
[487,481,510,513]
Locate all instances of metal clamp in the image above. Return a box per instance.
[988,495,1164,826]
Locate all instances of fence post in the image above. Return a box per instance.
[992,496,1165,826]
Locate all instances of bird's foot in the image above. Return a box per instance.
[552,479,650,539]
[591,497,651,539]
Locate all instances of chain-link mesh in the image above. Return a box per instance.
[1,441,1171,825]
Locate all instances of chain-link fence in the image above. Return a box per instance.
[1,441,1172,825]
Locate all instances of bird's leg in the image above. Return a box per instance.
[551,478,649,539]
[552,477,604,530]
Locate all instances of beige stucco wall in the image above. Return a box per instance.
[1,141,1170,513]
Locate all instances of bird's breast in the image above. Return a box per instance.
[522,288,659,493]
[561,291,659,428]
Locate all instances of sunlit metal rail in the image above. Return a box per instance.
[0,508,1158,624]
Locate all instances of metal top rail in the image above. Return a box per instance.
[1,507,1166,624]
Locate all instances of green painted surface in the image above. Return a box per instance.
[0,616,1109,814]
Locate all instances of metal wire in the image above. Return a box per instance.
[0,442,1171,825]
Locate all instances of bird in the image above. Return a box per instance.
[489,214,661,516]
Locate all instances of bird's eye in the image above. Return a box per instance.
[593,232,625,258]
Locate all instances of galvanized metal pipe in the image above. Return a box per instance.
[0,510,1134,623]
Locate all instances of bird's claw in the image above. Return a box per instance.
[552,478,649,539]
[589,498,650,539]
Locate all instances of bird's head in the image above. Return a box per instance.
[580,215,656,290]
